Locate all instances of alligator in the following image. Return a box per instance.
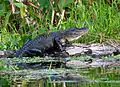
[14,27,89,58]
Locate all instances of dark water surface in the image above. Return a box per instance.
[1,66,120,87]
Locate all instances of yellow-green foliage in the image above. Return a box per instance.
[0,0,120,49]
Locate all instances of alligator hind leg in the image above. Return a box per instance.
[16,49,43,57]
[28,49,43,57]
[15,50,29,58]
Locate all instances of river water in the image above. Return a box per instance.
[1,67,120,87]
[1,56,120,87]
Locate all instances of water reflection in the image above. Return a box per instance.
[1,67,120,87]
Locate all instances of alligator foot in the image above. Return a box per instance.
[45,51,69,58]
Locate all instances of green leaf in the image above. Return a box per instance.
[15,3,23,8]
[0,10,4,16]
[20,5,25,18]
[15,3,27,18]
[38,0,50,8]
[4,11,11,27]
[0,4,3,10]
[0,1,9,11]
[0,0,4,4]
[58,0,73,9]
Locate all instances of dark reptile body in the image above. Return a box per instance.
[14,34,58,57]
[14,27,88,57]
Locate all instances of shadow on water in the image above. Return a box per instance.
[1,67,120,87]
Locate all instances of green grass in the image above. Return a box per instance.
[0,0,120,50]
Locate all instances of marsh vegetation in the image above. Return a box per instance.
[0,0,120,87]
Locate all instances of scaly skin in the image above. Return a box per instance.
[14,27,89,57]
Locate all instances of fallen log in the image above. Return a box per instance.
[1,55,120,69]
[0,43,120,58]
[0,43,120,69]
[66,43,120,58]
[0,50,15,58]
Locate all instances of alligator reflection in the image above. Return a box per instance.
[1,67,120,87]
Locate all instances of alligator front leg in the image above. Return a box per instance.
[54,38,65,51]
[53,38,69,58]
[64,39,73,47]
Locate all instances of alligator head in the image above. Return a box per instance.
[60,27,89,43]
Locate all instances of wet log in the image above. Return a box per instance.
[66,57,120,68]
[0,43,120,58]
[0,50,15,58]
[1,43,120,69]
[65,43,120,58]
[1,55,120,69]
